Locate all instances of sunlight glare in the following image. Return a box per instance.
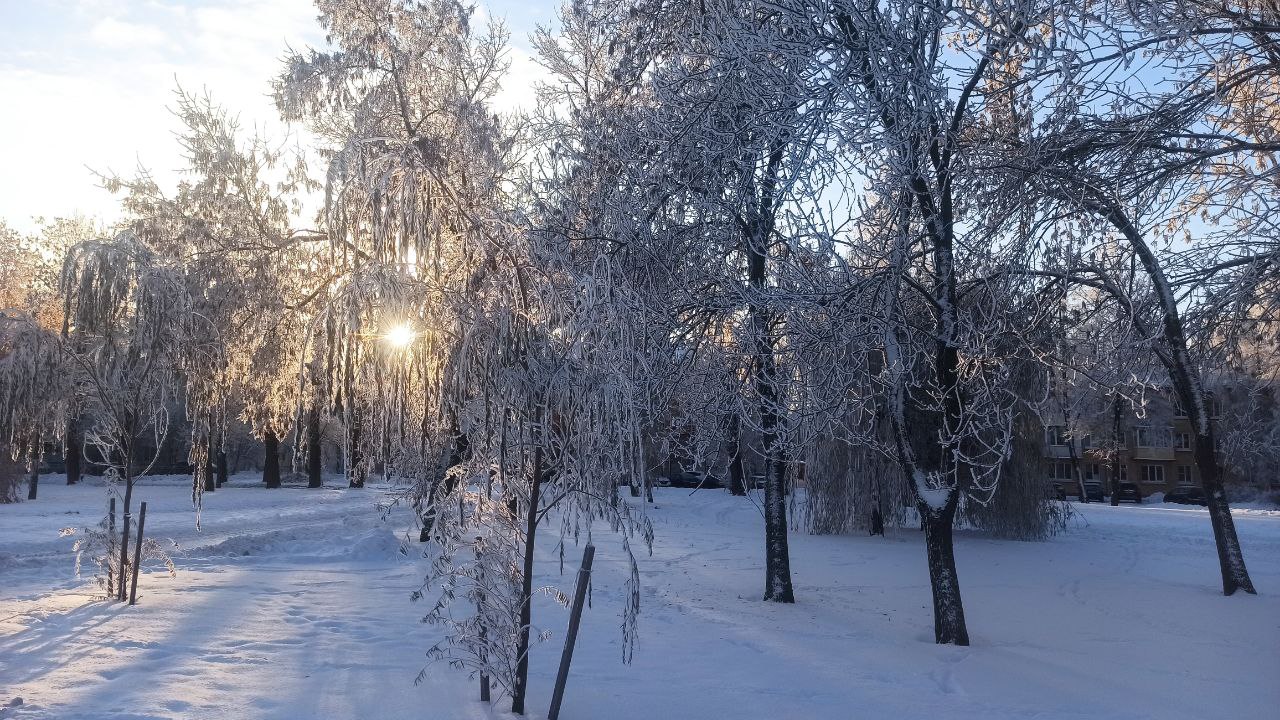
[385,323,416,348]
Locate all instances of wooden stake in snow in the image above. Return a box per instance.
[107,497,116,593]
[128,502,147,605]
[548,544,594,720]
[475,537,490,703]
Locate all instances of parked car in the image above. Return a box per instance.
[1052,481,1104,502]
[1113,481,1143,503]
[1164,485,1208,506]
[1081,481,1106,503]
[665,471,723,489]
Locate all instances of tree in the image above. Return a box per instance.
[276,2,652,712]
[105,88,320,496]
[989,0,1276,594]
[828,0,1066,644]
[0,310,69,501]
[588,0,857,602]
[59,233,193,599]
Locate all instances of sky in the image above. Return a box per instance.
[0,0,554,234]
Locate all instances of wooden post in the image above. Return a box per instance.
[548,544,595,720]
[129,502,147,605]
[107,498,116,593]
[475,537,490,703]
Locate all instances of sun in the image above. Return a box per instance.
[384,323,416,348]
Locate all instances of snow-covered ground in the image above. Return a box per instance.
[1,476,1277,719]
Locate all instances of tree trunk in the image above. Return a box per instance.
[26,439,39,501]
[117,445,134,601]
[203,432,216,493]
[1192,423,1256,595]
[1110,393,1122,506]
[65,418,81,485]
[420,430,469,542]
[510,444,544,716]
[347,408,366,488]
[727,415,747,496]
[1107,206,1255,595]
[263,430,281,488]
[215,428,228,487]
[762,444,794,602]
[1065,436,1087,502]
[307,405,323,489]
[921,499,969,645]
[747,151,794,603]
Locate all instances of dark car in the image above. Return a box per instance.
[665,471,723,489]
[1164,485,1208,506]
[1114,481,1143,504]
[1081,481,1106,503]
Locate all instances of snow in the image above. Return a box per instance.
[2,475,1278,719]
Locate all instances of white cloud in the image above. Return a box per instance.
[0,0,325,232]
[88,17,169,49]
[0,0,554,233]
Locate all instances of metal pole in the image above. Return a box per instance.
[548,544,595,720]
[128,502,147,605]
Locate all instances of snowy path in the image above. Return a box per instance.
[1,477,1278,719]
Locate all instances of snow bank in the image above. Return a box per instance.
[1,480,1277,720]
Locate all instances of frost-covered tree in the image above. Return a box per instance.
[105,88,321,494]
[823,0,1076,645]
[984,0,1275,595]
[276,2,653,712]
[59,233,193,599]
[584,0,863,603]
[0,309,69,501]
[0,218,96,486]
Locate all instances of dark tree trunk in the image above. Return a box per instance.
[727,414,747,496]
[65,418,81,485]
[1192,423,1255,595]
[921,499,969,645]
[510,444,544,716]
[203,432,216,492]
[1110,393,1122,506]
[762,439,794,603]
[1106,209,1255,595]
[421,430,469,542]
[307,405,323,489]
[26,439,39,500]
[347,408,366,488]
[117,444,134,601]
[747,141,794,604]
[263,431,281,488]
[215,439,228,488]
[1065,437,1087,502]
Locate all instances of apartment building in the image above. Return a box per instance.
[1042,397,1222,498]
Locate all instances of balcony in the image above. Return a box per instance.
[1043,444,1074,459]
[1131,446,1175,461]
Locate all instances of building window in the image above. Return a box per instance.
[1049,461,1074,481]
[1176,432,1192,451]
[1046,425,1067,446]
[1141,464,1165,485]
[1176,466,1193,485]
[1116,464,1128,481]
[1133,426,1168,448]
[1084,463,1100,480]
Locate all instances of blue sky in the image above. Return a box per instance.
[0,0,553,232]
